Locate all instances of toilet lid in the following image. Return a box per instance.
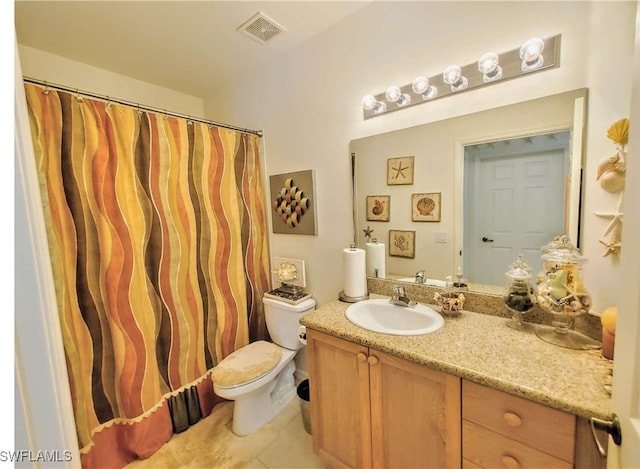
[212,341,282,388]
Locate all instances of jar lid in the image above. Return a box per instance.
[541,235,585,264]
[505,255,532,280]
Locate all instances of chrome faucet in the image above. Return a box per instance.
[390,285,417,308]
[415,270,425,284]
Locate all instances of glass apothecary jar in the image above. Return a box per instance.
[504,255,535,331]
[534,235,599,349]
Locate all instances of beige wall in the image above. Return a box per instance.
[205,1,637,314]
[16,2,638,314]
[18,45,205,117]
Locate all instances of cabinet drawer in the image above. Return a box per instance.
[462,380,575,462]
[463,420,572,469]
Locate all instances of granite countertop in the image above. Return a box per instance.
[300,296,613,420]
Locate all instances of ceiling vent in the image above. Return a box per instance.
[237,12,285,44]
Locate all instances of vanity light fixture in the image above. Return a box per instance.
[361,34,560,119]
[385,85,412,107]
[520,37,545,71]
[442,65,468,92]
[412,76,438,100]
[477,52,503,82]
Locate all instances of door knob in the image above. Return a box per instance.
[482,236,494,242]
[367,355,379,366]
[356,352,367,363]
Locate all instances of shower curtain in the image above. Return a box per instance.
[24,83,271,468]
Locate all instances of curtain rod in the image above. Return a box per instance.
[23,77,263,137]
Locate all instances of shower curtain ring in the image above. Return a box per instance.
[75,89,84,102]
[42,82,50,95]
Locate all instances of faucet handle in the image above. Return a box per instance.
[393,285,405,296]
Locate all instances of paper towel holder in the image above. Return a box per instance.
[339,290,369,303]
[339,245,370,303]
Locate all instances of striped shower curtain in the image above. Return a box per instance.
[24,83,271,468]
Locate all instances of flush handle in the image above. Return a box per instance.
[590,414,622,457]
[482,236,494,243]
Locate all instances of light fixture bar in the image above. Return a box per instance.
[362,34,561,119]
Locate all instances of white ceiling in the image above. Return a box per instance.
[15,1,370,97]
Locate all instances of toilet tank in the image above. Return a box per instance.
[263,296,316,350]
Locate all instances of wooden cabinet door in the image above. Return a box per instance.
[369,350,461,469]
[307,330,372,469]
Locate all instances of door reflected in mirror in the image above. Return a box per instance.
[463,131,570,286]
[351,88,587,290]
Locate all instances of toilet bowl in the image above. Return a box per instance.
[212,296,316,436]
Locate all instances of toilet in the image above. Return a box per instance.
[212,296,316,436]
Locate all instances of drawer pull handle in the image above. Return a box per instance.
[503,411,522,427]
[501,455,520,469]
[590,414,622,457]
[357,352,367,363]
[367,355,379,366]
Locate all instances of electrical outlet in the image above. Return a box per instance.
[435,232,447,243]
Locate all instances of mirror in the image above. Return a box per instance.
[351,88,587,291]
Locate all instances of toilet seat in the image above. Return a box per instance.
[212,341,282,389]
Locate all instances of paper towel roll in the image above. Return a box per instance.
[343,247,367,298]
[365,242,386,278]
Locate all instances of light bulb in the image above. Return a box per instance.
[362,94,377,110]
[385,85,402,102]
[362,94,387,114]
[385,85,411,107]
[411,75,438,101]
[412,76,429,94]
[477,52,503,82]
[443,65,468,92]
[412,76,438,100]
[520,37,545,71]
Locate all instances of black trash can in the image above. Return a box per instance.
[296,379,312,435]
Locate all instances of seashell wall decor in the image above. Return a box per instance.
[594,118,628,256]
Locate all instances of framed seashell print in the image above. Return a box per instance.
[389,230,415,258]
[366,195,390,221]
[412,192,441,222]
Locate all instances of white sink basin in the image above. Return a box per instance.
[345,299,444,336]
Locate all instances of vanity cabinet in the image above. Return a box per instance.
[307,329,461,469]
[307,328,607,469]
[462,379,575,468]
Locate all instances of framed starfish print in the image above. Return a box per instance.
[387,156,414,185]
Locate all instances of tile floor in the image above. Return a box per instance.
[125,397,326,468]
